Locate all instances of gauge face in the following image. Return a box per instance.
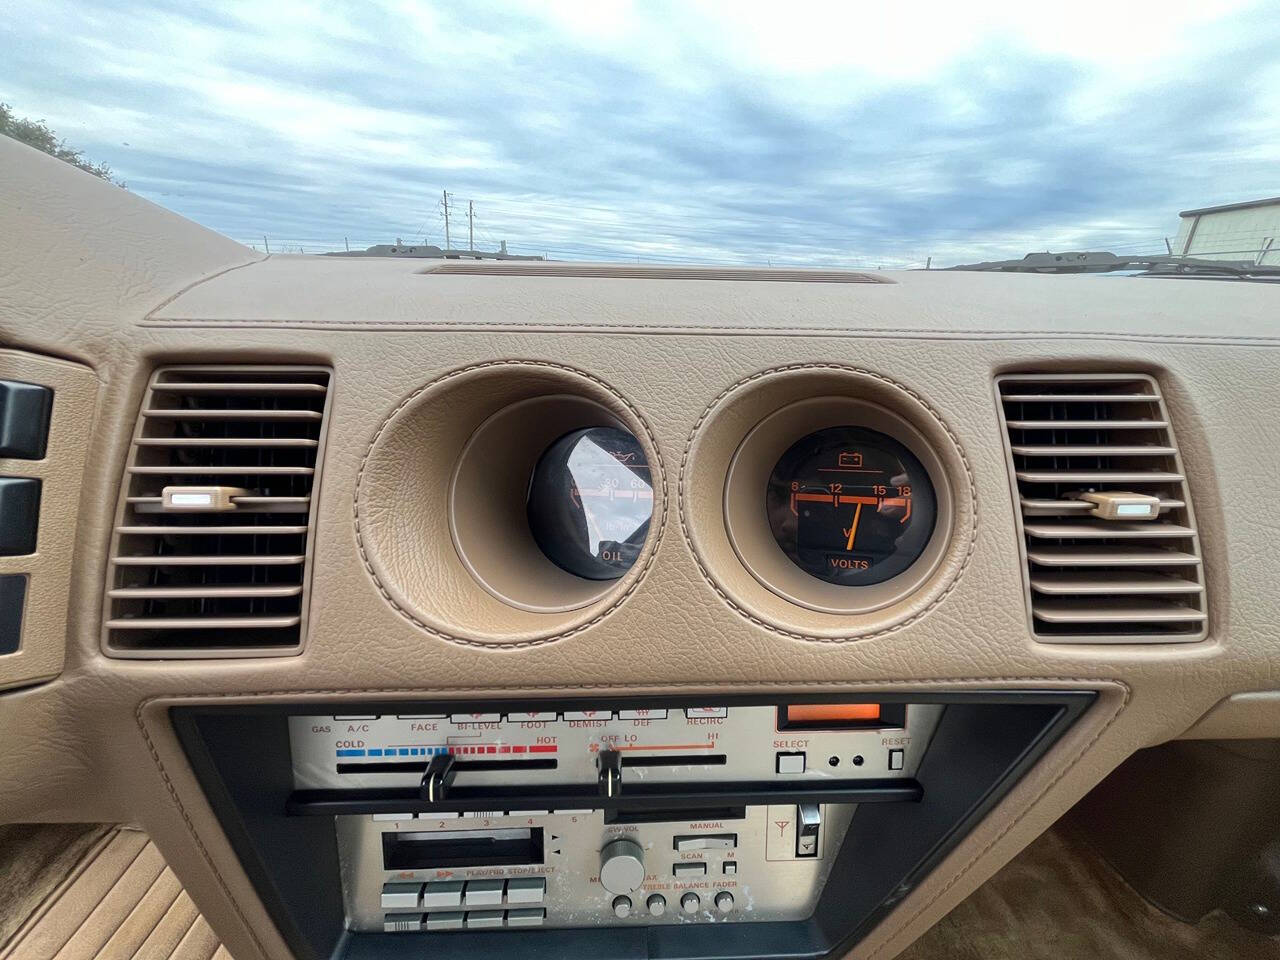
[766,426,937,586]
[528,427,653,580]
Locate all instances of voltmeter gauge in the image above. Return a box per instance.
[528,427,653,580]
[766,426,937,586]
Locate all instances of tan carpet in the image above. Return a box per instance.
[900,826,1280,960]
[0,826,229,960]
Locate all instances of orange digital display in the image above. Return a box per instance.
[784,703,882,724]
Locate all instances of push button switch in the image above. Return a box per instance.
[776,751,806,774]
[0,381,53,460]
[0,478,40,555]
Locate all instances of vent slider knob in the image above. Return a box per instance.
[1074,490,1161,521]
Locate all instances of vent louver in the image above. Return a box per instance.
[997,374,1206,643]
[104,367,332,657]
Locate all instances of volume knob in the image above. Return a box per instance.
[599,838,645,895]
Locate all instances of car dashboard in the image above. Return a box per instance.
[1,135,1279,960]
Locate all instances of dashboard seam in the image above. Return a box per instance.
[139,254,268,319]
[678,363,978,642]
[137,318,1280,346]
[352,359,668,650]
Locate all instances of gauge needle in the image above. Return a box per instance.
[845,502,863,551]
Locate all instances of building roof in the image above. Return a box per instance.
[1179,196,1280,218]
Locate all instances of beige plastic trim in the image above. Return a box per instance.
[722,397,954,615]
[995,372,1208,644]
[0,349,97,691]
[101,365,333,659]
[1179,692,1280,740]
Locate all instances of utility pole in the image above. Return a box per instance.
[442,190,451,250]
[468,200,474,252]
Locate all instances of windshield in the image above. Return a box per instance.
[3,1,1277,270]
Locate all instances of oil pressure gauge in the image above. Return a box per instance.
[528,426,653,580]
[766,426,937,586]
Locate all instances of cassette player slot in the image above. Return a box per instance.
[382,827,544,870]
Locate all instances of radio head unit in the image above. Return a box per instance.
[173,691,1095,959]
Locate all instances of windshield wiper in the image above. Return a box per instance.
[943,251,1280,280]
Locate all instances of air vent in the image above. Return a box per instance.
[104,367,332,658]
[997,374,1206,643]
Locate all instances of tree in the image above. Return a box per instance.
[0,102,124,187]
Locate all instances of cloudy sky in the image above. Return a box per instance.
[4,1,1278,266]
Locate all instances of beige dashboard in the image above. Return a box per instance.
[2,134,1280,960]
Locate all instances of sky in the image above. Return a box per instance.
[3,0,1278,267]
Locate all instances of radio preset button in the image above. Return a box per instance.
[383,915,422,932]
[380,882,422,910]
[681,892,701,914]
[674,834,737,851]
[776,751,806,774]
[715,891,735,914]
[673,861,707,877]
[722,861,738,874]
[506,907,546,927]
[647,894,667,916]
[465,909,505,928]
[423,880,463,908]
[463,879,504,906]
[425,911,464,930]
[506,877,546,903]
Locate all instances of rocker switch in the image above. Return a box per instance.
[796,803,821,858]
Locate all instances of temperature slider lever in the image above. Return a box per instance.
[597,748,623,799]
[419,754,457,803]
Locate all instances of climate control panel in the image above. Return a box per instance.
[289,701,940,792]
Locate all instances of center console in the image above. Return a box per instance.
[174,691,1093,959]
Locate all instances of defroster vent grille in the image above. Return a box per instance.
[104,366,332,657]
[997,374,1206,643]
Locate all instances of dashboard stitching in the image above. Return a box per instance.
[352,359,668,650]
[138,318,1280,345]
[863,682,1133,960]
[131,675,1128,960]
[678,363,978,642]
